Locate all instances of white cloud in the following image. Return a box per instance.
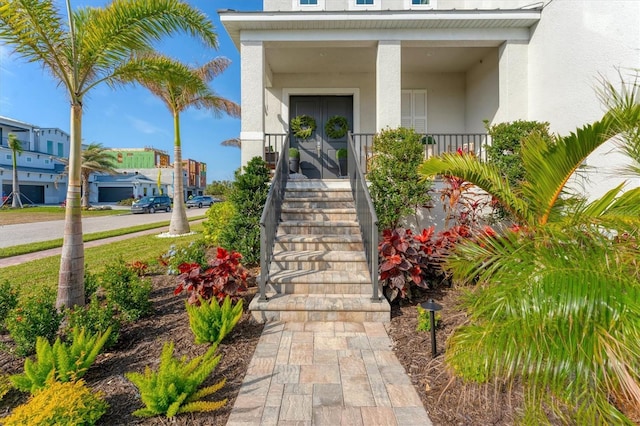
[127,115,166,135]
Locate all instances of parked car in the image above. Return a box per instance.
[186,195,218,209]
[131,195,172,214]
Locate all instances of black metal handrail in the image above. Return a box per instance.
[258,133,290,301]
[347,132,381,302]
[351,132,490,173]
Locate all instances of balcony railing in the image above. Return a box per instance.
[351,133,490,173]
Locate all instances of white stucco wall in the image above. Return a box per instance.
[527,1,640,200]
[465,49,499,132]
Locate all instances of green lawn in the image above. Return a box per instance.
[2,223,205,297]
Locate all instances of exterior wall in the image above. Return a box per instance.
[403,72,466,133]
[465,50,499,132]
[266,0,543,12]
[109,149,159,169]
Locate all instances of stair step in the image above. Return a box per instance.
[272,250,367,271]
[285,190,353,200]
[274,234,364,251]
[282,199,355,209]
[268,270,371,295]
[281,207,356,222]
[249,294,390,323]
[278,220,360,235]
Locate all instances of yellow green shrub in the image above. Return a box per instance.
[3,379,107,426]
[202,201,235,246]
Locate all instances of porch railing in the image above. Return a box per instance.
[351,133,491,173]
[258,133,290,301]
[347,132,381,302]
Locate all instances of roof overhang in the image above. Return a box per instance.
[219,9,541,49]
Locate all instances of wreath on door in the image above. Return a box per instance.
[291,115,316,139]
[324,115,349,139]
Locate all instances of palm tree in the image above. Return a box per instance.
[7,133,23,208]
[121,55,240,235]
[59,143,118,208]
[0,0,218,309]
[417,93,640,423]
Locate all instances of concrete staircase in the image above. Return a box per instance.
[249,179,390,323]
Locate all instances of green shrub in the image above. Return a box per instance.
[0,280,19,328]
[220,157,270,265]
[117,198,135,206]
[368,127,433,230]
[416,306,442,332]
[84,269,99,302]
[202,201,235,246]
[65,296,121,349]
[11,327,111,394]
[6,291,63,357]
[100,259,152,322]
[3,379,107,426]
[160,240,208,275]
[484,119,553,188]
[186,296,243,345]
[126,341,227,418]
[204,180,233,201]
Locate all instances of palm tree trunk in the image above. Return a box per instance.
[11,153,22,208]
[169,111,190,235]
[57,103,85,309]
[82,171,91,208]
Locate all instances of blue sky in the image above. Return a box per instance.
[0,0,263,182]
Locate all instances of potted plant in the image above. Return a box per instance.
[289,147,300,174]
[336,148,347,177]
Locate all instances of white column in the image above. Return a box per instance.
[240,41,265,170]
[496,40,528,123]
[376,40,402,131]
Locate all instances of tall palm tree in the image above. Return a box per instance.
[121,55,240,235]
[7,133,23,208]
[0,0,218,309]
[417,94,640,423]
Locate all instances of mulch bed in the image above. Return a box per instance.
[0,274,527,425]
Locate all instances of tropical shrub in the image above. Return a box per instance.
[84,269,100,302]
[202,201,235,246]
[204,180,233,200]
[378,226,473,301]
[3,379,107,426]
[100,259,152,321]
[126,341,227,418]
[6,291,63,356]
[220,156,270,265]
[0,280,18,328]
[174,247,248,305]
[484,119,553,188]
[419,86,640,423]
[186,296,243,345]
[11,327,111,393]
[65,296,121,349]
[160,240,208,275]
[368,127,433,230]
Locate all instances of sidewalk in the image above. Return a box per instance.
[227,321,432,426]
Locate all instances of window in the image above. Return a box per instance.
[47,140,53,154]
[401,90,427,133]
[5,154,11,160]
[26,157,32,163]
[413,0,429,3]
[405,0,434,8]
[300,0,317,3]
[356,0,373,4]
[44,159,50,164]
[57,142,64,157]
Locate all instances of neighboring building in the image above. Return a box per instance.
[0,116,68,204]
[220,0,640,194]
[92,147,206,203]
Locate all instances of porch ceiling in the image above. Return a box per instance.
[265,44,495,74]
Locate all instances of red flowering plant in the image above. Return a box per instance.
[174,247,248,305]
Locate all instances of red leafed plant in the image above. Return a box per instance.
[174,247,248,305]
[127,260,149,277]
[379,225,489,302]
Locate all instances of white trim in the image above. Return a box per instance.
[291,0,325,11]
[349,0,381,11]
[404,0,436,10]
[281,88,361,134]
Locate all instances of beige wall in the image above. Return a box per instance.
[465,50,499,133]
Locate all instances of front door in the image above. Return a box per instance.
[289,96,353,179]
